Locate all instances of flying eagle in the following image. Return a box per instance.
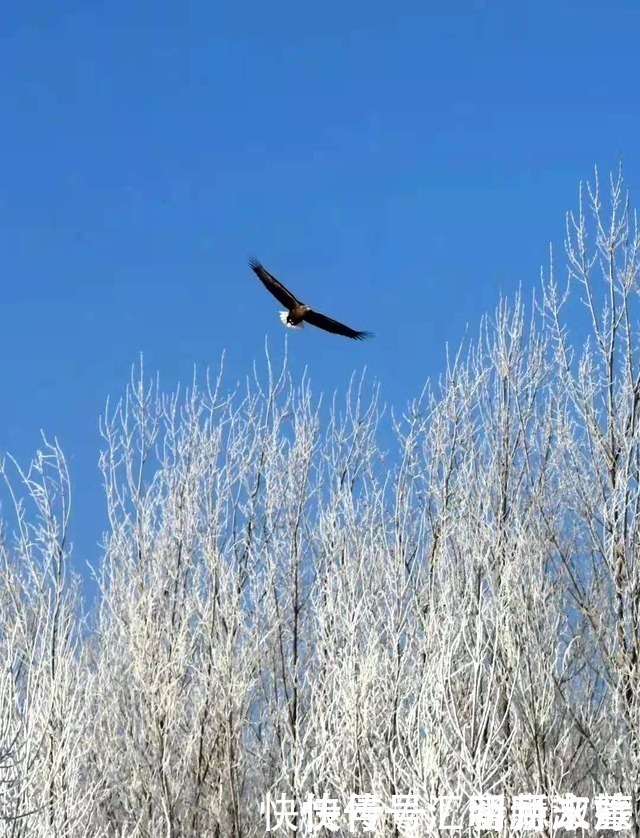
[249,259,373,341]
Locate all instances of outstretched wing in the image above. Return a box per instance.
[304,309,373,340]
[249,259,299,309]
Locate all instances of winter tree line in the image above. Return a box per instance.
[1,168,640,836]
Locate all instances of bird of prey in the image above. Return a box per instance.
[249,259,373,341]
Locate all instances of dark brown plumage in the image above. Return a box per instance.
[249,259,373,341]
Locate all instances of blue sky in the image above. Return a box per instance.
[2,0,640,578]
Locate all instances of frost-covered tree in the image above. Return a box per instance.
[1,166,639,836]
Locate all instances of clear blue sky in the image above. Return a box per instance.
[2,0,639,577]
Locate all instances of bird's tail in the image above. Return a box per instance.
[279,311,304,329]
